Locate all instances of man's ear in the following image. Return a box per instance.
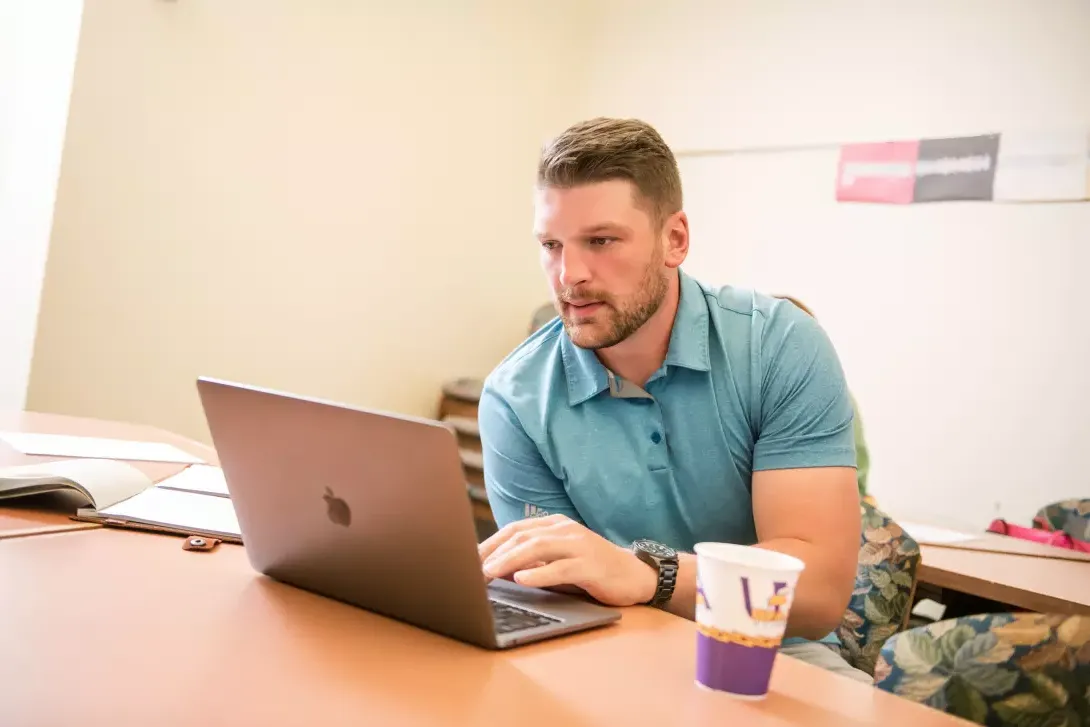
[663,211,689,269]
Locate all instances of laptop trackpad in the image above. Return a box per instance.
[487,578,616,619]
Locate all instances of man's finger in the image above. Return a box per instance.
[480,518,578,574]
[477,513,568,560]
[482,560,545,587]
[512,558,581,589]
[477,513,569,561]
[483,534,578,579]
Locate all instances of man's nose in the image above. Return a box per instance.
[558,245,591,289]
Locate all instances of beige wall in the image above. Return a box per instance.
[579,0,1090,528]
[29,1,587,443]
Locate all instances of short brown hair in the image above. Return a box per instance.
[537,117,682,226]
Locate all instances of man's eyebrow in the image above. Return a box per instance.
[582,223,629,235]
[534,223,629,241]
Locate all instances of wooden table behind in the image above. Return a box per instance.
[919,543,1090,615]
[0,411,216,539]
[0,528,969,727]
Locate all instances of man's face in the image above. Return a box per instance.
[534,179,670,350]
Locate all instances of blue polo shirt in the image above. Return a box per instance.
[479,268,856,537]
[478,270,856,642]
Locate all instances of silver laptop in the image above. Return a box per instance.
[195,377,620,649]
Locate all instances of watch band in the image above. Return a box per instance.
[649,558,679,607]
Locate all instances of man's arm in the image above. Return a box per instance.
[633,476,858,630]
[751,467,859,639]
[746,303,861,640]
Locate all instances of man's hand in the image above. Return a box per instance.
[477,514,657,607]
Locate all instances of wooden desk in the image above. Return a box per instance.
[0,410,215,539]
[919,543,1090,615]
[0,528,969,727]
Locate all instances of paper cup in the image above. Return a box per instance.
[693,542,805,698]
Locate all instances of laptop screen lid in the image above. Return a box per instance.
[195,376,497,646]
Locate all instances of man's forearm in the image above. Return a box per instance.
[662,542,850,641]
[753,538,851,640]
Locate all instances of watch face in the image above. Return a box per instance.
[636,539,676,559]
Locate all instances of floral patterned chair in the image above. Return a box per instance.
[835,499,922,676]
[1034,498,1090,548]
[873,612,1090,726]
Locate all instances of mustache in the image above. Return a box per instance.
[556,288,613,305]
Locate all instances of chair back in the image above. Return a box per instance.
[1035,498,1090,548]
[529,303,556,335]
[835,500,922,676]
[874,612,1090,725]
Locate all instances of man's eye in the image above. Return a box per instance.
[589,237,614,246]
[541,241,559,250]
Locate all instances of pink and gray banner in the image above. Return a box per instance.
[836,130,1090,203]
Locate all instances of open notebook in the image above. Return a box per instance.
[0,459,241,542]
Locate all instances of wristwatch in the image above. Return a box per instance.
[631,538,679,607]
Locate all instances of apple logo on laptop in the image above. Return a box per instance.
[323,486,351,527]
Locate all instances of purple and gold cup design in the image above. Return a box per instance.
[693,542,805,699]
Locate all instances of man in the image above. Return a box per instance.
[476,117,868,683]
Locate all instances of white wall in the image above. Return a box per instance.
[0,0,84,410]
[582,0,1090,529]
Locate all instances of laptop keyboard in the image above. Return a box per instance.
[490,599,561,634]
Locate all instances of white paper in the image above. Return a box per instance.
[155,465,230,497]
[0,432,204,464]
[993,130,1090,202]
[900,521,980,545]
[99,487,240,538]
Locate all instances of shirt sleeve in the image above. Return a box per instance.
[476,383,583,528]
[752,305,857,472]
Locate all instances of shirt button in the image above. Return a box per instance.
[650,431,662,444]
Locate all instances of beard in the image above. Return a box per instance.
[555,259,669,350]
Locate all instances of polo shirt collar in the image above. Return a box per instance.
[560,337,609,406]
[664,269,711,373]
[560,269,711,406]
